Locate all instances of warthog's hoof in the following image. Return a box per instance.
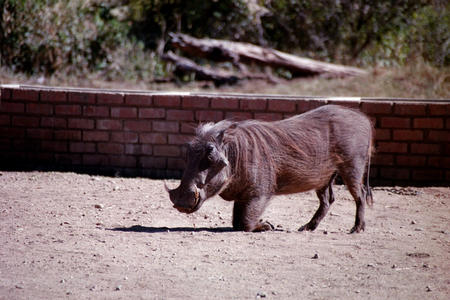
[298,222,318,232]
[252,220,274,232]
[349,222,365,234]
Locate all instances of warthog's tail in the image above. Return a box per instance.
[365,136,374,207]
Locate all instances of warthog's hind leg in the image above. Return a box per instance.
[232,197,273,232]
[299,173,337,232]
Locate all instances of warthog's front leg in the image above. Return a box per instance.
[232,198,273,232]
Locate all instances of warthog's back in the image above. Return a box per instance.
[273,105,373,194]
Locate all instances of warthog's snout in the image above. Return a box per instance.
[165,182,202,214]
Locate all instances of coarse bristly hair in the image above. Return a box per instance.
[176,105,374,232]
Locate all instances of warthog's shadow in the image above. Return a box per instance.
[109,225,235,233]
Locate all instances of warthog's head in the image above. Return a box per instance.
[166,122,232,214]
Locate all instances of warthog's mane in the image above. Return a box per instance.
[195,118,307,181]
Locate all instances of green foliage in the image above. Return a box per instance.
[0,0,447,81]
[0,0,131,75]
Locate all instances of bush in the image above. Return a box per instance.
[0,0,130,75]
[0,0,447,81]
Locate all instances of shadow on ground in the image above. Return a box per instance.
[108,225,235,233]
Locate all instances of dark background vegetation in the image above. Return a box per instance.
[0,0,448,97]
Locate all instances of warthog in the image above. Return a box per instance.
[166,105,373,233]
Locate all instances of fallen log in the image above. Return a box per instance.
[161,51,240,86]
[162,51,275,85]
[169,33,368,78]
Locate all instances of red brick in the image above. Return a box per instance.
[296,100,324,113]
[109,155,137,168]
[55,153,82,165]
[361,102,393,115]
[68,92,96,104]
[374,129,391,141]
[427,130,450,142]
[394,103,426,115]
[139,108,165,119]
[0,88,12,100]
[182,95,209,108]
[181,122,197,134]
[13,89,39,101]
[83,106,109,117]
[111,107,137,118]
[98,143,124,154]
[167,110,194,121]
[0,138,10,150]
[125,94,152,105]
[0,114,10,126]
[124,120,152,132]
[68,118,94,129]
[125,144,148,155]
[428,157,450,168]
[396,155,427,167]
[167,158,185,169]
[211,98,239,110]
[97,93,124,104]
[372,154,394,166]
[326,100,360,109]
[412,170,443,181]
[254,112,283,121]
[41,117,66,128]
[97,119,122,130]
[140,156,166,169]
[41,141,67,152]
[153,95,180,107]
[12,116,39,127]
[153,145,180,157]
[40,90,67,102]
[26,128,53,139]
[376,142,408,153]
[380,167,410,180]
[70,142,96,153]
[140,133,167,144]
[380,117,410,128]
[27,102,54,115]
[225,111,253,120]
[54,130,81,141]
[196,110,224,122]
[393,129,423,141]
[55,104,81,116]
[1,101,24,113]
[428,104,449,116]
[413,118,443,129]
[268,99,296,112]
[168,134,194,145]
[83,154,109,166]
[111,132,138,143]
[240,98,267,111]
[153,121,179,133]
[411,143,440,154]
[83,131,109,142]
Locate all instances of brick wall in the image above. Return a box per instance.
[1,85,449,186]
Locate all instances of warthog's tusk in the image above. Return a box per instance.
[193,185,200,206]
[163,180,171,193]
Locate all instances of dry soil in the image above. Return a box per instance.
[0,171,449,299]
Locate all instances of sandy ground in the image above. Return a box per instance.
[0,171,449,299]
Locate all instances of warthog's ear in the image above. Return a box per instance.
[215,122,236,145]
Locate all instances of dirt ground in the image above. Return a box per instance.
[0,171,449,300]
